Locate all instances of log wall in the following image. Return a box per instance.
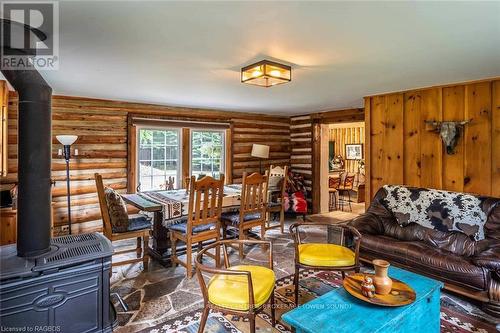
[365,78,500,204]
[1,93,290,233]
[290,115,313,203]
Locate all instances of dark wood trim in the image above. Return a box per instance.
[311,121,321,214]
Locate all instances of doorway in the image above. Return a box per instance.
[317,121,366,214]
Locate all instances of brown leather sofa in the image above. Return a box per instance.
[349,185,500,317]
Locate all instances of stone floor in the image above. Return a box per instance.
[110,209,499,332]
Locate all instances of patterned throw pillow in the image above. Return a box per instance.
[382,185,487,241]
[104,186,129,233]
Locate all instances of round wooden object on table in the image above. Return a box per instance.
[343,273,416,307]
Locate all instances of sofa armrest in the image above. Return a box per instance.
[472,244,500,271]
[348,213,384,235]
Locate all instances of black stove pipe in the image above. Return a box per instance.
[1,19,52,257]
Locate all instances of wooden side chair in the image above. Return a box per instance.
[266,165,288,233]
[328,176,341,211]
[338,174,355,211]
[169,174,225,278]
[195,239,276,333]
[95,173,150,269]
[221,172,269,258]
[289,222,361,306]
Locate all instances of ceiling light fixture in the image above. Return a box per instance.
[241,60,291,87]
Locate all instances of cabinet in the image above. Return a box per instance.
[1,208,16,245]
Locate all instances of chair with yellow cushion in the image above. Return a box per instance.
[195,239,276,333]
[289,222,361,306]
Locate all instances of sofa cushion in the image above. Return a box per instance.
[360,234,486,290]
[382,185,487,241]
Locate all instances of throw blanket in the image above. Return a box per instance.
[382,185,487,241]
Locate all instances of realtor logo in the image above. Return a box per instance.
[1,1,59,70]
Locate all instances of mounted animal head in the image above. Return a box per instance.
[425,120,470,155]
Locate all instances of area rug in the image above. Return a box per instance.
[138,269,497,333]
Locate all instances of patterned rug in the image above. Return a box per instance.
[139,270,498,333]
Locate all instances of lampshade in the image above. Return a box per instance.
[241,60,291,87]
[56,135,78,145]
[251,144,270,159]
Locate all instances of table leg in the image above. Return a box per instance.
[148,211,173,266]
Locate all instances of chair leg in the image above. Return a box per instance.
[215,238,220,268]
[347,191,352,212]
[136,237,142,258]
[198,306,210,333]
[260,222,265,240]
[170,233,178,267]
[249,313,256,333]
[143,234,149,270]
[294,265,300,306]
[239,227,244,259]
[280,208,285,234]
[341,271,346,279]
[270,290,276,327]
[222,223,227,239]
[186,240,193,279]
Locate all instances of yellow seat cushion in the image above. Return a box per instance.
[207,265,275,311]
[298,243,355,267]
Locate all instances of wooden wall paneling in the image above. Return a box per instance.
[493,81,500,197]
[384,94,404,185]
[419,88,443,189]
[464,82,492,194]
[364,97,371,203]
[369,95,385,199]
[366,77,498,202]
[403,92,421,187]
[442,86,465,192]
[0,81,8,178]
[328,123,365,173]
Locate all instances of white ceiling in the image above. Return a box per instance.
[6,1,500,115]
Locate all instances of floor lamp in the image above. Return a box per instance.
[251,144,270,174]
[56,135,78,234]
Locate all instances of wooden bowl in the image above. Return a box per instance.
[343,273,416,307]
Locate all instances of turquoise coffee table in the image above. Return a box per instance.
[282,267,443,333]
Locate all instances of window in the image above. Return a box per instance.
[191,130,225,179]
[137,128,180,191]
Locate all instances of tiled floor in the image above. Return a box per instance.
[110,209,499,332]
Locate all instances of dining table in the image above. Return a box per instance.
[121,184,279,266]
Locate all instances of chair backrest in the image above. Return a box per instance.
[269,164,288,201]
[240,172,269,218]
[186,174,225,232]
[183,176,191,189]
[94,173,113,238]
[344,175,355,189]
[329,176,341,189]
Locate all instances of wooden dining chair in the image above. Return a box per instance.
[221,172,269,258]
[289,222,361,306]
[328,176,341,211]
[338,174,355,211]
[95,173,150,269]
[266,165,288,233]
[195,239,276,333]
[169,174,225,278]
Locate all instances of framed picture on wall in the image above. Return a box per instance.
[345,143,363,160]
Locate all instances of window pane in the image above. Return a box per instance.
[138,128,179,191]
[191,130,224,178]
